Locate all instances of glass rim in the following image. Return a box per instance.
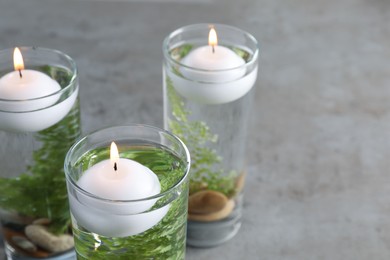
[163,23,259,73]
[64,124,191,204]
[0,46,78,103]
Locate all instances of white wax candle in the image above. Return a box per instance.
[180,45,245,83]
[0,48,77,132]
[78,158,161,205]
[0,70,60,100]
[168,28,257,104]
[0,69,61,111]
[69,144,168,237]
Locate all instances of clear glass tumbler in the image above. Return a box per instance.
[0,47,81,259]
[163,23,259,247]
[64,125,191,259]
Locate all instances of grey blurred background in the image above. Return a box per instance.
[1,0,390,259]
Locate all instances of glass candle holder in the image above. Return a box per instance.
[0,47,81,259]
[64,125,191,259]
[163,24,259,247]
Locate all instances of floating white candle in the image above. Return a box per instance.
[168,27,257,104]
[0,48,61,107]
[69,142,169,237]
[0,47,77,132]
[180,28,245,83]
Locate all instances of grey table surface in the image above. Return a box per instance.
[1,0,390,259]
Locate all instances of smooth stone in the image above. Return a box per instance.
[2,227,49,258]
[188,200,235,222]
[188,190,228,214]
[25,225,74,253]
[11,236,37,252]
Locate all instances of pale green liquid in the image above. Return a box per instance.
[72,145,188,260]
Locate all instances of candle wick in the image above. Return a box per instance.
[114,162,118,172]
[212,45,215,54]
[18,69,23,79]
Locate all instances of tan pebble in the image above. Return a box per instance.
[12,236,37,252]
[25,225,74,253]
[32,218,51,225]
[188,200,235,222]
[188,190,228,214]
[48,234,74,253]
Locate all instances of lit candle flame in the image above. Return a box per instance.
[13,47,24,71]
[110,142,119,171]
[208,27,218,53]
